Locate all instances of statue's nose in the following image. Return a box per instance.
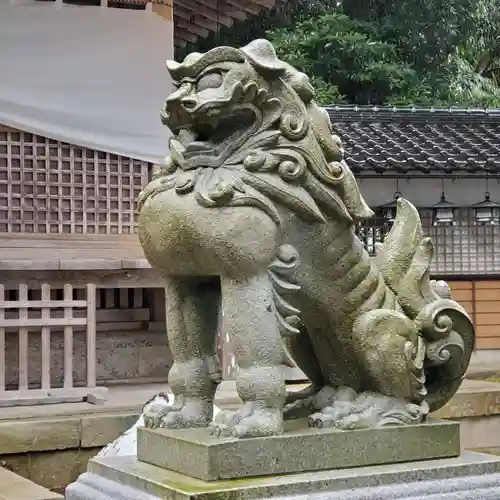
[180,97,197,111]
[164,94,181,110]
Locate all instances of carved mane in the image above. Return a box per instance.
[139,39,373,226]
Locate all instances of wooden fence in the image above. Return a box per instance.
[357,208,500,276]
[0,283,107,407]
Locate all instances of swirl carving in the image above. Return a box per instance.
[413,299,467,342]
[426,330,465,367]
[280,112,308,141]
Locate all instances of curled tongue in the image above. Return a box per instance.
[168,138,186,166]
[178,129,197,145]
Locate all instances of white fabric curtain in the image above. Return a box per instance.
[0,2,173,163]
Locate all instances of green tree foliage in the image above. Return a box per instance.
[178,0,500,107]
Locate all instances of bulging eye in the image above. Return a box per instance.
[197,72,223,91]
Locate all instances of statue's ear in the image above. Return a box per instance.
[240,39,287,75]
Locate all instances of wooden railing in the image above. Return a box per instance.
[0,283,107,407]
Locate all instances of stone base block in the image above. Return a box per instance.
[137,420,460,480]
[66,451,500,500]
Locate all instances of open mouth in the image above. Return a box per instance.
[182,108,257,159]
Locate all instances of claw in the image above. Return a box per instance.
[308,412,336,429]
[209,423,234,438]
[208,405,283,438]
[143,403,175,429]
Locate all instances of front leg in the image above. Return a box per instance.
[144,277,220,429]
[210,274,285,438]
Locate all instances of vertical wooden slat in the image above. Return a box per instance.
[6,131,12,233]
[472,280,477,350]
[119,288,129,309]
[19,129,25,233]
[86,284,97,388]
[69,143,75,234]
[82,146,88,234]
[18,284,29,391]
[57,142,63,233]
[0,285,5,392]
[105,288,115,309]
[94,150,99,234]
[128,158,135,233]
[151,288,165,322]
[63,284,74,388]
[40,284,51,390]
[117,157,123,234]
[44,136,50,234]
[133,288,143,309]
[105,152,111,234]
[96,289,104,309]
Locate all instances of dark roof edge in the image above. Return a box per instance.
[325,105,500,123]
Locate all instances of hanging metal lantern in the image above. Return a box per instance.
[471,192,500,225]
[432,193,457,226]
[378,191,402,224]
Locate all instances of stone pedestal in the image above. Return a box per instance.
[65,421,500,500]
[137,420,460,480]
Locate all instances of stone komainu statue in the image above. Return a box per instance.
[137,39,474,438]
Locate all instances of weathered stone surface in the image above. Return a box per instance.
[66,451,500,500]
[0,417,81,455]
[4,327,171,389]
[137,420,459,481]
[30,448,100,492]
[0,466,62,500]
[81,413,140,448]
[434,380,500,419]
[0,454,31,479]
[138,38,474,439]
[30,449,83,492]
[0,448,101,493]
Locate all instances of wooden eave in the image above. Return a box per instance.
[115,0,276,48]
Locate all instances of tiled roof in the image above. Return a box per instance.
[326,106,500,174]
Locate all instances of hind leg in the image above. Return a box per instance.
[308,310,428,430]
[210,274,285,438]
[144,277,220,429]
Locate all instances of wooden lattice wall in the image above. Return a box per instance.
[0,128,149,235]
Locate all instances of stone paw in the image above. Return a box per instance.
[159,409,211,429]
[144,398,213,430]
[143,402,178,429]
[308,411,335,429]
[307,389,428,430]
[209,404,283,438]
[309,408,378,430]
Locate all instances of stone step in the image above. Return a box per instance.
[0,466,62,500]
[67,451,500,500]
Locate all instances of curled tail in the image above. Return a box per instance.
[374,198,475,412]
